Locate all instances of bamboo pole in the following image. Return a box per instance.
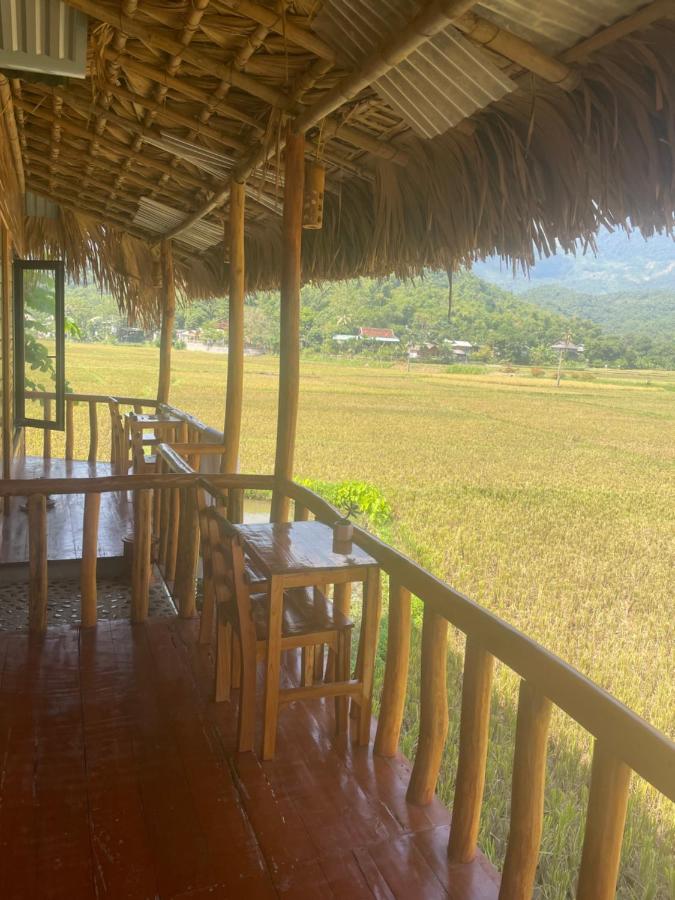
[576,742,631,900]
[42,399,52,459]
[80,492,100,627]
[65,398,74,460]
[448,637,495,862]
[374,580,412,757]
[1,226,12,484]
[499,681,552,899]
[131,489,152,622]
[173,486,199,617]
[88,400,98,462]
[271,131,304,523]
[157,239,176,405]
[407,607,449,805]
[28,494,48,632]
[222,180,246,520]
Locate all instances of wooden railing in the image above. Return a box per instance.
[24,390,159,463]
[4,399,674,898]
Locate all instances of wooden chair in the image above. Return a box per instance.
[201,507,354,754]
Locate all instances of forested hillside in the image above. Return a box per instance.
[520,285,675,339]
[64,270,675,370]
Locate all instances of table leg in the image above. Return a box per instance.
[358,567,381,746]
[262,575,284,760]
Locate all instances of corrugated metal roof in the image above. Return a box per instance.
[25,190,58,219]
[314,0,516,137]
[475,1,645,55]
[133,198,222,252]
[0,0,87,78]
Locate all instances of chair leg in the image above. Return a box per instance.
[302,646,314,687]
[215,617,232,703]
[199,577,216,644]
[238,644,257,754]
[231,635,241,689]
[335,630,351,735]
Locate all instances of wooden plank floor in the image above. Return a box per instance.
[0,617,500,899]
[0,458,132,565]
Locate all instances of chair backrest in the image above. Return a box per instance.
[107,400,125,473]
[200,507,258,657]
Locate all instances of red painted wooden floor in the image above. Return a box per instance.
[1,458,132,565]
[0,617,499,899]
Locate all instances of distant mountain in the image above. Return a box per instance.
[473,228,675,294]
[516,286,675,339]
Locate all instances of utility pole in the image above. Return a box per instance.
[556,331,571,388]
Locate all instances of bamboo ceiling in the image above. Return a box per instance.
[0,0,673,320]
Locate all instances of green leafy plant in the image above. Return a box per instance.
[298,478,392,529]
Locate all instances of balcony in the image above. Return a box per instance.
[0,393,672,899]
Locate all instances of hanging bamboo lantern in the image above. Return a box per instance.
[302,162,326,230]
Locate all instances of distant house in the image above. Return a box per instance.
[551,340,584,353]
[332,327,400,345]
[358,327,400,343]
[408,342,440,359]
[444,339,474,361]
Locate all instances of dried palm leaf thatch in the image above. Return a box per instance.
[15,19,675,312]
[0,75,25,250]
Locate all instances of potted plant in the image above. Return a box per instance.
[333,499,359,543]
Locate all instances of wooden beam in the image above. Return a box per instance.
[563,0,675,63]
[101,48,264,132]
[270,131,304,523]
[222,182,245,475]
[455,12,580,90]
[157,239,176,404]
[216,0,335,61]
[14,98,214,193]
[63,0,288,109]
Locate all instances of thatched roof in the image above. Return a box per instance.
[0,0,673,323]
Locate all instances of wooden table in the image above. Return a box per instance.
[237,520,380,759]
[126,412,185,470]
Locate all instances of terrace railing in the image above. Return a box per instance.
[2,399,673,899]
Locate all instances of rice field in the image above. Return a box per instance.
[28,344,675,897]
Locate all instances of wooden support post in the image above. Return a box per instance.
[576,742,631,900]
[131,489,152,622]
[164,487,181,583]
[65,398,74,460]
[157,238,176,405]
[499,681,552,899]
[271,130,304,523]
[374,580,412,757]
[1,226,11,485]
[407,607,449,805]
[80,492,100,627]
[448,637,495,862]
[43,398,52,459]
[28,494,48,632]
[223,181,246,523]
[88,400,98,462]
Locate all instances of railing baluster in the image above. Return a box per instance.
[88,400,98,463]
[448,637,494,862]
[28,494,48,632]
[131,489,152,622]
[173,485,199,617]
[407,606,449,805]
[576,742,631,900]
[374,579,412,757]
[65,398,74,460]
[164,487,181,584]
[294,501,309,521]
[43,398,52,459]
[499,681,552,899]
[80,492,100,627]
